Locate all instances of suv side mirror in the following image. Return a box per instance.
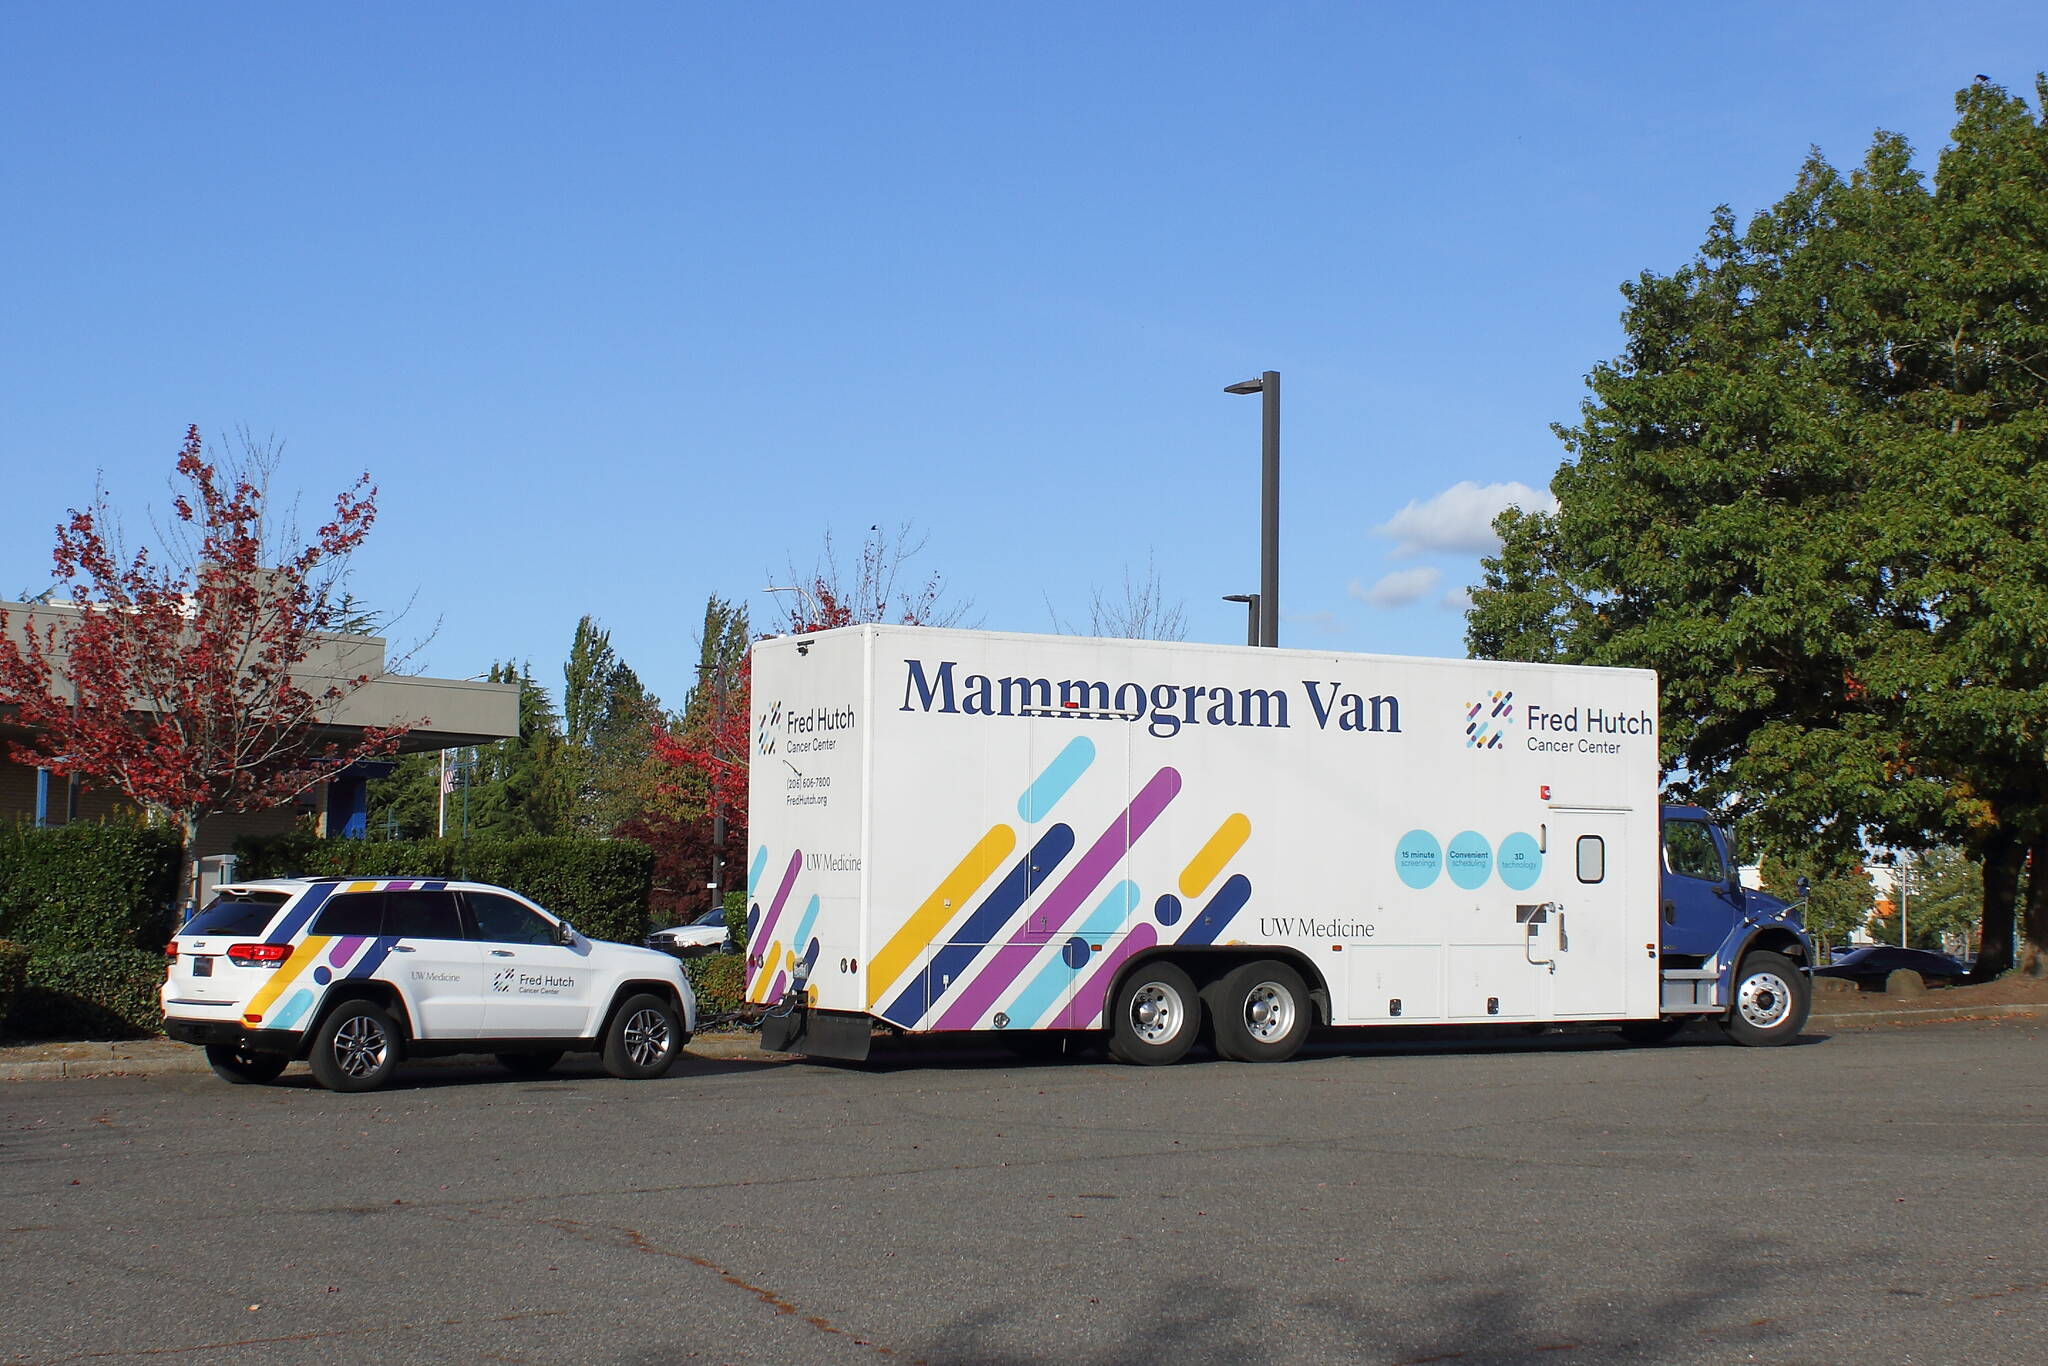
[554,920,577,947]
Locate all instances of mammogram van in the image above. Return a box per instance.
[746,626,1747,1064]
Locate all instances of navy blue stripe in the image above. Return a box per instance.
[1175,874,1253,947]
[265,882,338,944]
[344,936,399,981]
[879,824,1075,1027]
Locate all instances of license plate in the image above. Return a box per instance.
[193,957,212,977]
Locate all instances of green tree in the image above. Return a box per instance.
[1466,78,2048,979]
[562,616,661,836]
[1867,847,1982,955]
[363,660,573,840]
[1759,854,1873,958]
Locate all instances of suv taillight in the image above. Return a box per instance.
[226,943,291,967]
[165,942,178,958]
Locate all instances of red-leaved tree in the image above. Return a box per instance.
[0,426,416,895]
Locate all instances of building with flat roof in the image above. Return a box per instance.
[0,597,519,855]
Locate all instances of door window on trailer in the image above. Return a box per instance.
[1663,820,1725,882]
[385,889,465,940]
[1576,836,1606,883]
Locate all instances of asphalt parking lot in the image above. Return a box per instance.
[5,1019,2044,1366]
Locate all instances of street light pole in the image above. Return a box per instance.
[1224,371,1280,647]
[1221,593,1260,646]
[764,584,822,632]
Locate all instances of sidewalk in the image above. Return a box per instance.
[4,1002,2034,1081]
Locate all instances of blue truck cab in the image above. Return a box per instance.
[1647,804,1813,1044]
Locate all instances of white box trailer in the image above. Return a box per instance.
[747,626,1809,1063]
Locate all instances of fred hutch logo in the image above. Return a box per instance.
[756,701,781,757]
[1464,690,1514,750]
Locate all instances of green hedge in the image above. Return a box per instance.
[10,946,166,1039]
[235,834,656,945]
[685,952,746,1021]
[0,822,183,954]
[0,940,29,1027]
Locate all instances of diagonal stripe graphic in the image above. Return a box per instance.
[1179,812,1252,899]
[878,824,1076,1027]
[867,825,1019,1008]
[933,767,1181,1030]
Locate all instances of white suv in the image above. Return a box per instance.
[161,877,697,1092]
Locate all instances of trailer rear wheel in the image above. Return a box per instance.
[1107,962,1200,1065]
[1206,960,1310,1063]
[1718,950,1809,1047]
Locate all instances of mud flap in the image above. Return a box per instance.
[760,1007,873,1061]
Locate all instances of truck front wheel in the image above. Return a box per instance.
[1107,962,1201,1065]
[1206,960,1311,1063]
[1718,950,1809,1047]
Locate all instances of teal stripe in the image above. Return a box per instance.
[1004,880,1139,1028]
[747,846,770,899]
[1018,736,1096,822]
[790,894,822,955]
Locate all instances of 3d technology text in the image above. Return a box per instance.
[899,658,1401,739]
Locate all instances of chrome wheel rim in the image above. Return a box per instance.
[1128,982,1185,1045]
[622,1007,672,1067]
[1737,971,1793,1029]
[333,1015,388,1078]
[1242,981,1296,1042]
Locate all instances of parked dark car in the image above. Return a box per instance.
[1814,945,1969,986]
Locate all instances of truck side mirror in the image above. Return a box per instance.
[1796,875,1811,900]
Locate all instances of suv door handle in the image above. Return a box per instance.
[391,945,416,953]
[490,949,515,957]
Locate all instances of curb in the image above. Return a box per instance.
[0,1032,788,1083]
[1809,1002,2041,1029]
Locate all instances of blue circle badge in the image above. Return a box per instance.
[1395,830,1442,889]
[1446,831,1493,890]
[1497,832,1542,891]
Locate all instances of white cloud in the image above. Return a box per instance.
[1439,585,1473,613]
[1374,480,1556,558]
[1350,567,1443,609]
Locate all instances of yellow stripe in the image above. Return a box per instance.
[866,825,1017,1007]
[244,936,331,1020]
[1179,813,1252,899]
[346,880,379,893]
[751,942,787,1004]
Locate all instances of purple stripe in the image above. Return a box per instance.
[326,936,367,967]
[384,880,416,891]
[748,852,802,988]
[935,767,1180,1029]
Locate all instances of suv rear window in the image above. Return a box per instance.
[182,891,290,936]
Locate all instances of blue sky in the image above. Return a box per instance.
[4,3,2041,710]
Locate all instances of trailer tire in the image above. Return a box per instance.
[1107,962,1201,1065]
[1718,950,1809,1047]
[1205,960,1311,1063]
[1617,1018,1686,1045]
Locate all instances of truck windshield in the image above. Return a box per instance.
[182,890,290,936]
